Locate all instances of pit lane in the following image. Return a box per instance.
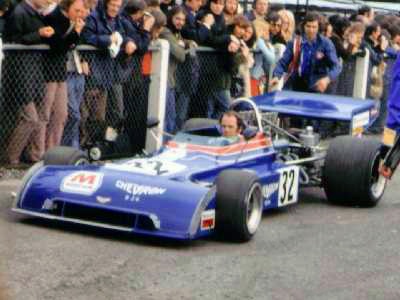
[0,173,399,300]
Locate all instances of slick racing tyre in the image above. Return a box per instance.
[323,136,386,207]
[182,118,219,131]
[216,169,263,242]
[43,146,89,166]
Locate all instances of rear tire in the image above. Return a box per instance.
[216,169,263,242]
[182,118,218,131]
[43,146,89,166]
[323,136,386,207]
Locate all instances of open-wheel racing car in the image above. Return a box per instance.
[12,91,387,242]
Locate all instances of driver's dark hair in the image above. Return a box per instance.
[219,111,245,131]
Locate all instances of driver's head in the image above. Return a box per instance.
[220,111,243,137]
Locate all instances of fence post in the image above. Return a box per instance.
[145,39,170,153]
[353,48,370,99]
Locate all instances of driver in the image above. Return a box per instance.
[219,111,245,143]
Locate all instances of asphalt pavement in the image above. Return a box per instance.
[0,174,399,300]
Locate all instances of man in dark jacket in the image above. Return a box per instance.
[194,0,240,119]
[121,0,154,150]
[180,0,211,44]
[271,12,341,93]
[81,0,134,142]
[2,0,55,165]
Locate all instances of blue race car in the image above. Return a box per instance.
[12,91,387,241]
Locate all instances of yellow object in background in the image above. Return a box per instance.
[382,127,396,147]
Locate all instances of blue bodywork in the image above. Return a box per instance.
[13,91,377,240]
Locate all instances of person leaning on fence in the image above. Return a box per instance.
[32,0,87,158]
[159,5,195,133]
[180,0,211,45]
[231,16,255,98]
[2,0,55,165]
[121,0,155,151]
[61,5,91,149]
[124,8,165,153]
[80,0,133,144]
[194,0,240,119]
[270,12,341,94]
[123,0,154,54]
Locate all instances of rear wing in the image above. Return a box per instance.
[253,91,378,136]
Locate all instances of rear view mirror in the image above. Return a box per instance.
[147,117,160,129]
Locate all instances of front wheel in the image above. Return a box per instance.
[43,146,89,166]
[323,136,386,207]
[216,169,263,242]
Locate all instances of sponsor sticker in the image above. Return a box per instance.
[262,182,279,200]
[200,209,215,231]
[60,171,104,195]
[116,180,166,202]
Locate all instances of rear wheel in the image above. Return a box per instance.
[216,169,263,241]
[323,136,386,207]
[43,146,89,166]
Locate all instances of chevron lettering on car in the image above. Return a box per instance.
[115,180,166,196]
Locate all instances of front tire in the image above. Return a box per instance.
[43,146,89,166]
[323,136,386,207]
[216,169,263,242]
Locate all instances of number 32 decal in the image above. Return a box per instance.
[278,166,299,207]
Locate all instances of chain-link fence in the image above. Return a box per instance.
[0,41,372,167]
[0,44,153,165]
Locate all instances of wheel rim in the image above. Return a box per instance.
[74,158,89,166]
[370,152,387,199]
[246,182,263,235]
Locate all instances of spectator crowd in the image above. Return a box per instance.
[0,0,399,166]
